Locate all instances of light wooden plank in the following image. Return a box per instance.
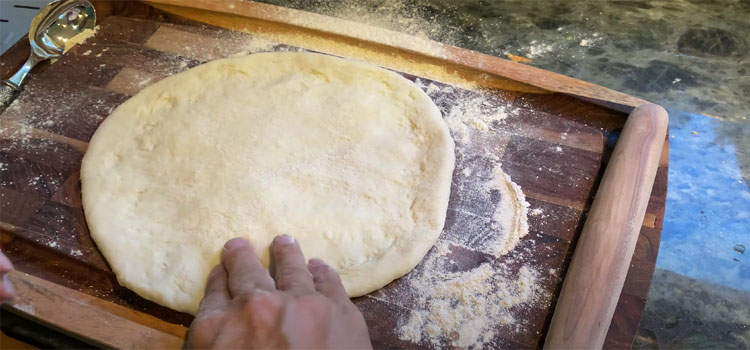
[5,270,188,349]
[143,0,648,108]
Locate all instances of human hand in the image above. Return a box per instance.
[0,249,14,302]
[186,235,372,349]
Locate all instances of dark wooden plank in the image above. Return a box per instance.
[526,198,584,242]
[513,92,629,132]
[621,226,661,297]
[502,135,603,209]
[0,188,46,227]
[1,78,128,142]
[603,292,646,350]
[95,14,165,45]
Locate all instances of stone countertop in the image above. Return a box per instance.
[259,0,749,123]
[257,0,750,348]
[0,0,746,348]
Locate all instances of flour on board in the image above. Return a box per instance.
[63,26,99,52]
[397,241,546,348]
[391,76,552,349]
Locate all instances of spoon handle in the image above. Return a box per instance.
[0,81,20,113]
[0,55,40,113]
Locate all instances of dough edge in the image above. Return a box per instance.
[81,52,455,314]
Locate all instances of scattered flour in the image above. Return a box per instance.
[63,26,99,52]
[393,74,546,349]
[239,36,280,54]
[397,241,545,348]
[148,27,293,63]
[485,166,531,257]
[28,176,41,185]
[275,0,456,58]
[416,79,517,145]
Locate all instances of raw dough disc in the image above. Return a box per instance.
[81,52,455,314]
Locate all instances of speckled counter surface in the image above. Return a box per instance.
[0,0,746,348]
[257,0,750,348]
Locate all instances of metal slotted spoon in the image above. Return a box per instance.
[0,0,96,112]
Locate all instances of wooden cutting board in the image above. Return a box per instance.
[0,2,668,349]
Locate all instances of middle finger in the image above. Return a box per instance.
[269,234,315,293]
[222,238,275,296]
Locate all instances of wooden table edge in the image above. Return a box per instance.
[2,270,187,349]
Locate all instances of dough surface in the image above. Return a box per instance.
[81,52,455,314]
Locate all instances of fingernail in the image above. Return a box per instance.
[2,275,14,298]
[224,238,249,251]
[273,234,295,245]
[308,258,326,267]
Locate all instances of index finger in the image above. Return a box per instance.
[0,251,13,274]
[197,264,230,313]
[221,238,275,297]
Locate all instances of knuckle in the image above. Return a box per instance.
[272,244,303,261]
[278,267,311,283]
[206,267,224,282]
[320,266,339,280]
[308,262,329,274]
[299,293,326,304]
[313,268,342,285]
[236,290,260,306]
[276,278,302,291]
[270,242,290,254]
[221,250,239,265]
[237,290,284,313]
[295,294,330,312]
[193,310,225,325]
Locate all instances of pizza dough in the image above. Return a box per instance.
[81,52,455,314]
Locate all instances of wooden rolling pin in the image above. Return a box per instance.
[544,104,668,349]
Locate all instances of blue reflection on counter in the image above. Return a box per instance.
[657,110,749,291]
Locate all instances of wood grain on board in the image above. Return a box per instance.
[0,2,668,349]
